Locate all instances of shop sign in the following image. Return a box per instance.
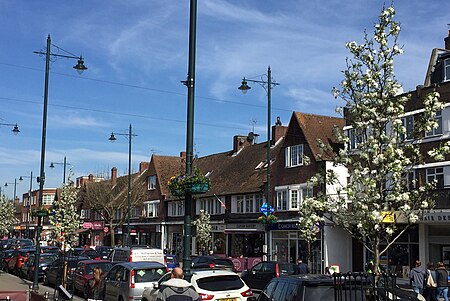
[270,222,299,230]
[226,223,264,231]
[103,227,109,233]
[83,222,93,229]
[92,221,104,230]
[420,211,450,222]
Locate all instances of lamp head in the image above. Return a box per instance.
[73,57,88,74]
[109,133,117,142]
[12,124,20,135]
[19,176,23,181]
[4,183,7,187]
[238,78,251,94]
[49,162,55,169]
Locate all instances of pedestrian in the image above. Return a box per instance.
[423,262,437,301]
[156,267,200,301]
[410,260,425,295]
[435,262,448,301]
[296,259,309,274]
[87,266,104,301]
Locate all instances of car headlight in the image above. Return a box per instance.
[42,266,47,270]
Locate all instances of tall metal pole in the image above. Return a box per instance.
[127,124,132,246]
[13,178,17,202]
[183,0,197,277]
[33,34,51,291]
[26,171,33,239]
[266,66,272,260]
[63,156,67,184]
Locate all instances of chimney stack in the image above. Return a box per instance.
[111,167,117,186]
[180,152,186,159]
[445,29,450,50]
[272,117,287,144]
[139,162,149,173]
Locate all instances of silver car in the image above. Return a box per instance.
[104,261,168,301]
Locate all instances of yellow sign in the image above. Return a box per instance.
[382,211,395,223]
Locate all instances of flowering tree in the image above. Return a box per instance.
[298,4,450,273]
[49,172,81,248]
[193,210,212,254]
[0,196,16,237]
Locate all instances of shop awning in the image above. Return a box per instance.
[76,228,90,234]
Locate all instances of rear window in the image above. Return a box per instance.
[196,275,244,291]
[134,268,166,283]
[302,286,335,301]
[165,256,175,264]
[212,259,233,266]
[279,264,295,274]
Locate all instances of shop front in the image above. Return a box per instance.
[225,223,265,258]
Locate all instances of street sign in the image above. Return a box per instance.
[260,203,274,216]
[103,227,109,233]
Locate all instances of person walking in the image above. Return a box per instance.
[296,259,309,274]
[436,262,448,301]
[410,260,426,295]
[87,266,104,301]
[156,267,200,301]
[423,262,437,301]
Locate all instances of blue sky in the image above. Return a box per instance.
[0,0,449,198]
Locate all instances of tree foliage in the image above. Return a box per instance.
[298,4,450,270]
[0,196,16,237]
[49,172,81,247]
[193,210,212,252]
[78,171,147,246]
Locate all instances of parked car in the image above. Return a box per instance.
[69,248,100,260]
[73,259,113,298]
[9,239,34,250]
[103,261,168,301]
[43,255,90,287]
[95,246,113,260]
[240,261,298,292]
[20,253,58,280]
[0,250,15,271]
[191,255,236,272]
[7,248,36,275]
[0,239,14,250]
[40,246,60,254]
[142,269,255,301]
[164,254,178,270]
[108,246,164,264]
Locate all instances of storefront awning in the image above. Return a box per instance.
[76,228,90,234]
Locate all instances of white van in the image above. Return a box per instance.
[109,247,165,265]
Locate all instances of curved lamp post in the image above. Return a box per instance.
[238,66,279,260]
[49,156,71,184]
[4,179,19,201]
[0,122,20,135]
[32,34,87,291]
[109,124,137,247]
[19,172,34,239]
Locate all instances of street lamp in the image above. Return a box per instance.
[109,124,137,247]
[239,66,279,260]
[19,172,34,239]
[4,178,19,202]
[0,122,20,135]
[49,156,71,184]
[32,34,87,291]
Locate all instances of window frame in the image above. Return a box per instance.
[426,167,444,189]
[275,184,313,212]
[285,144,304,168]
[148,175,157,190]
[168,201,185,217]
[144,200,160,218]
[400,115,414,140]
[425,110,443,137]
[445,58,450,81]
[231,193,265,214]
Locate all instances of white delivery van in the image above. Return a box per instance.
[109,246,165,265]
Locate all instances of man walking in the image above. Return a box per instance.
[410,260,425,295]
[296,259,309,274]
[436,262,448,301]
[156,268,200,301]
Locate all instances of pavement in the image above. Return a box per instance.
[0,270,84,301]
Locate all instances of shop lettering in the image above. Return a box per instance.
[421,215,450,221]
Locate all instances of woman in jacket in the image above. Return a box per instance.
[435,262,448,301]
[87,266,104,301]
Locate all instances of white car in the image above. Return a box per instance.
[142,269,255,301]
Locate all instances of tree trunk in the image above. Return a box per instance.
[109,220,115,246]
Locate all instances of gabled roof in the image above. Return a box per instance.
[424,48,450,87]
[293,112,345,161]
[151,140,283,200]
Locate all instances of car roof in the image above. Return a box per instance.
[116,261,166,269]
[191,269,239,277]
[79,259,111,264]
[279,274,334,283]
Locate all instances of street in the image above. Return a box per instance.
[0,270,84,301]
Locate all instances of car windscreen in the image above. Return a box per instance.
[196,275,244,291]
[86,262,113,274]
[212,259,233,266]
[134,268,166,283]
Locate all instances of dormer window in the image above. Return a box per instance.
[148,175,157,190]
[285,144,303,167]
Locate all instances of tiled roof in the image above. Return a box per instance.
[293,112,345,161]
[152,141,283,200]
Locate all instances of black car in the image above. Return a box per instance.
[95,246,113,260]
[20,253,58,280]
[191,256,236,271]
[69,248,100,260]
[41,246,60,254]
[0,250,15,271]
[240,261,298,292]
[43,255,90,287]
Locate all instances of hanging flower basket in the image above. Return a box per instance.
[32,205,51,217]
[258,214,278,224]
[168,168,210,197]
